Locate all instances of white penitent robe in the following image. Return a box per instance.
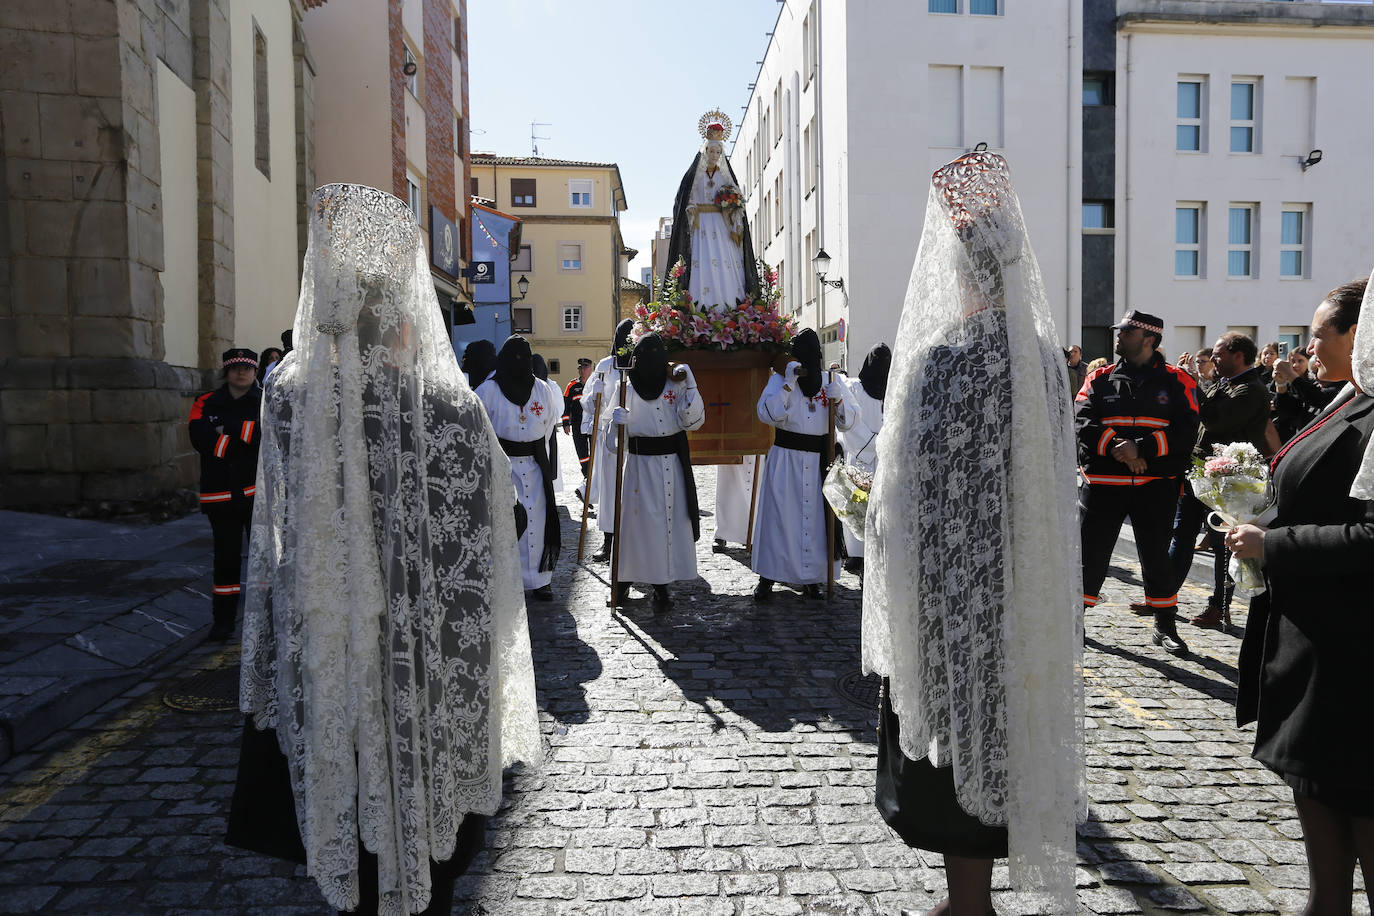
[599,377,706,584]
[714,458,763,545]
[751,366,854,584]
[475,379,560,589]
[540,377,566,494]
[581,357,625,534]
[687,165,746,309]
[835,381,884,558]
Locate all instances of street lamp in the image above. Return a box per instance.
[813,248,843,291]
[515,274,530,300]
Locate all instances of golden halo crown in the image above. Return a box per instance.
[698,109,732,140]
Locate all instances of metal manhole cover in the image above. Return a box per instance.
[834,670,881,708]
[164,665,241,713]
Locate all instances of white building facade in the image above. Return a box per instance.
[732,0,1081,367]
[1114,1,1374,357]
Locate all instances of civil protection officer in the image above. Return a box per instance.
[1077,311,1200,655]
[188,347,262,640]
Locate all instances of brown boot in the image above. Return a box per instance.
[1189,603,1225,630]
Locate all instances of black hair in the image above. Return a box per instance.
[1322,278,1368,333]
[1218,332,1258,365]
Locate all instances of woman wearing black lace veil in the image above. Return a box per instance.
[864,153,1084,916]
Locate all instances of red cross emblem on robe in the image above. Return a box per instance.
[814,390,829,408]
[530,401,544,416]
[663,389,676,404]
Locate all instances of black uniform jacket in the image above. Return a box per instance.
[188,384,262,508]
[1194,366,1271,457]
[1075,354,1200,485]
[563,378,584,433]
[1237,390,1374,787]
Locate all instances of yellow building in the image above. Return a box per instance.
[470,155,627,379]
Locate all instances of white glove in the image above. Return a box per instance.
[825,379,845,403]
[610,406,629,427]
[675,364,696,387]
[785,362,803,382]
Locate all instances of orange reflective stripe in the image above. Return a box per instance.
[1145,594,1178,607]
[1096,428,1115,455]
[1083,474,1162,485]
[214,435,229,458]
[1101,416,1169,429]
[1152,430,1168,456]
[240,420,255,442]
[242,485,256,497]
[200,491,232,503]
[212,584,241,595]
[1083,595,1098,607]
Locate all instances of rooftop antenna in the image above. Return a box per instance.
[530,121,551,157]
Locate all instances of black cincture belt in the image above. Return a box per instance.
[497,437,540,458]
[628,434,684,456]
[773,429,827,454]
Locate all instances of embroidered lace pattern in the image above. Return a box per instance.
[240,184,540,915]
[863,153,1085,913]
[1350,266,1374,499]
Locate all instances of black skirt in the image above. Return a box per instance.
[225,718,487,909]
[875,681,1009,859]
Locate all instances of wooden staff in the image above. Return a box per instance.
[608,371,630,608]
[576,383,604,562]
[825,369,837,602]
[745,454,761,551]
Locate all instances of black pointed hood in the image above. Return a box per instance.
[611,319,633,359]
[531,353,550,381]
[629,334,669,401]
[460,338,496,389]
[791,328,823,399]
[493,335,535,407]
[858,343,892,401]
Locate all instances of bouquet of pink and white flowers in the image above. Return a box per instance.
[1188,441,1274,596]
[634,257,797,352]
[823,460,874,537]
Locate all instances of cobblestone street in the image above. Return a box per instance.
[0,454,1367,915]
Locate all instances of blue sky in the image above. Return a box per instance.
[468,0,785,282]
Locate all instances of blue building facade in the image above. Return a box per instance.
[452,203,522,359]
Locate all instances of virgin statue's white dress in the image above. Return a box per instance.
[714,458,763,545]
[686,164,747,309]
[598,377,705,584]
[580,357,624,534]
[475,379,561,589]
[751,367,854,584]
[836,381,883,558]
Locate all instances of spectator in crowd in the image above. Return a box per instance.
[460,339,496,390]
[258,347,283,384]
[1258,341,1281,387]
[1078,311,1199,656]
[1272,348,1324,442]
[1065,344,1088,393]
[230,183,539,915]
[1171,333,1271,631]
[563,357,595,499]
[1231,276,1374,916]
[188,348,262,641]
[1191,348,1216,382]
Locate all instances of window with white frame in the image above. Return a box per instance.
[1177,79,1203,151]
[802,124,812,195]
[1280,205,1309,278]
[558,242,582,272]
[1227,204,1256,278]
[1230,79,1258,153]
[1082,200,1113,230]
[805,230,817,304]
[773,82,783,145]
[403,44,418,97]
[1175,204,1202,278]
[930,0,958,12]
[970,0,999,14]
[802,10,813,86]
[774,173,783,234]
[407,173,422,226]
[807,120,818,193]
[569,179,593,208]
[561,305,583,333]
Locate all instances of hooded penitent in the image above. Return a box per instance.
[628,334,669,401]
[859,343,892,402]
[237,183,539,915]
[460,339,496,389]
[611,318,633,361]
[531,353,550,381]
[791,328,824,399]
[493,335,536,407]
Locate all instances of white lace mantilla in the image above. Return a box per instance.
[1349,264,1374,499]
[241,184,540,915]
[863,153,1085,913]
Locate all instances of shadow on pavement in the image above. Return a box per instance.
[1085,634,1241,702]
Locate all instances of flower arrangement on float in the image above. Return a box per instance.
[631,257,797,353]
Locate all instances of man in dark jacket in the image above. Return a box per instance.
[188,348,262,640]
[1077,311,1200,656]
[1169,331,1271,630]
[563,357,594,497]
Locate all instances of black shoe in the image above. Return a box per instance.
[842,557,864,575]
[591,534,613,562]
[652,585,672,608]
[803,583,822,600]
[1152,627,1189,657]
[711,538,727,554]
[530,585,553,602]
[753,578,774,603]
